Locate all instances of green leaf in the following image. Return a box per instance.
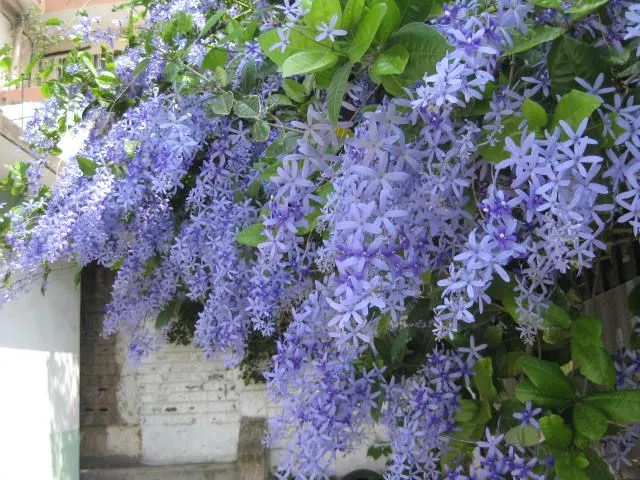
[234,95,261,119]
[202,48,228,71]
[567,0,611,20]
[478,115,522,163]
[372,45,410,76]
[516,379,572,408]
[453,399,492,441]
[395,0,434,25]
[251,120,271,142]
[543,303,572,329]
[96,71,119,89]
[239,59,257,93]
[522,99,548,131]
[502,25,565,56]
[582,390,640,423]
[387,22,450,85]
[528,0,562,7]
[282,51,340,77]
[473,358,498,403]
[583,448,615,480]
[156,300,179,329]
[214,67,228,86]
[45,17,64,26]
[571,316,615,388]
[380,74,406,96]
[236,223,266,247]
[283,79,308,103]
[197,11,225,39]
[265,132,299,158]
[540,414,572,450]
[573,402,608,441]
[551,90,602,131]
[124,140,139,158]
[342,0,365,30]
[521,357,575,401]
[305,0,342,27]
[571,339,616,388]
[548,36,603,94]
[571,316,602,346]
[370,0,401,43]
[391,328,410,365]
[504,424,542,447]
[258,27,330,67]
[628,282,640,316]
[327,62,352,124]
[76,156,98,176]
[555,452,589,480]
[266,94,294,110]
[209,91,234,116]
[348,3,388,62]
[503,351,525,377]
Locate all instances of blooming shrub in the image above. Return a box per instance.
[2,0,640,478]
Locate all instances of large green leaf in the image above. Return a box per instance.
[548,36,603,94]
[555,452,589,480]
[571,316,602,345]
[453,399,492,441]
[572,342,616,388]
[327,62,353,124]
[567,0,611,20]
[372,45,410,76]
[582,390,640,423]
[503,25,565,56]
[385,22,450,90]
[539,414,572,450]
[258,28,330,67]
[233,95,261,118]
[473,358,498,403]
[251,120,271,142]
[521,357,575,401]
[305,0,342,27]
[236,223,266,247]
[209,91,234,115]
[551,90,602,132]
[282,51,340,77]
[348,3,388,62]
[522,99,548,131]
[370,0,401,43]
[516,379,573,408]
[156,300,179,329]
[543,303,572,329]
[202,48,228,71]
[395,0,434,24]
[504,424,542,446]
[478,115,522,163]
[342,0,365,30]
[391,328,410,365]
[571,316,615,388]
[76,156,98,176]
[528,0,562,6]
[573,402,608,440]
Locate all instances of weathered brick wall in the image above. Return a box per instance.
[137,346,241,464]
[79,264,386,477]
[80,265,141,467]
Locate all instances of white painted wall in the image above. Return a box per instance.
[0,12,13,47]
[0,267,81,480]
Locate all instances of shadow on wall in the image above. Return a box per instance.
[48,349,80,480]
